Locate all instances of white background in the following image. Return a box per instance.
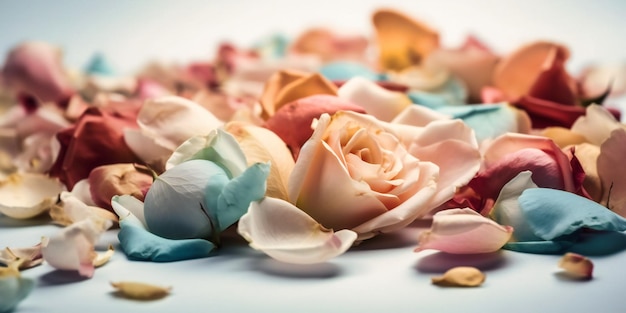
[1,1,626,312]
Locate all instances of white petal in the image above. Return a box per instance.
[238,197,357,264]
[123,128,172,169]
[69,179,96,206]
[0,173,63,219]
[111,195,147,228]
[571,104,625,145]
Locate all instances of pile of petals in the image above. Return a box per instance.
[1,8,626,308]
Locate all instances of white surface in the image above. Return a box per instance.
[1,216,625,313]
[1,1,626,312]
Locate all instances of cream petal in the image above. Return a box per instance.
[0,245,43,270]
[41,217,112,277]
[137,96,222,151]
[225,121,295,200]
[387,63,450,91]
[598,128,626,216]
[391,105,451,127]
[165,128,247,177]
[50,192,118,226]
[337,77,411,122]
[238,197,357,264]
[0,173,63,219]
[70,179,96,206]
[571,104,625,145]
[415,208,513,254]
[123,128,172,170]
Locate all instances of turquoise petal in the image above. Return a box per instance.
[519,188,626,240]
[118,217,215,262]
[214,162,270,231]
[409,92,455,109]
[0,276,34,313]
[84,52,115,76]
[319,62,383,82]
[436,103,520,142]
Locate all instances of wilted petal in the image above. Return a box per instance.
[238,197,357,264]
[88,163,153,210]
[112,195,215,262]
[0,173,63,219]
[41,217,113,277]
[337,76,411,121]
[0,245,42,270]
[415,208,513,254]
[225,121,294,200]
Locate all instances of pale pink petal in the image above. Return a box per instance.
[415,208,513,254]
[391,105,450,127]
[41,217,112,277]
[337,77,411,122]
[123,128,171,171]
[238,197,357,264]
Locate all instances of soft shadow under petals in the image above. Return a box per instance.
[415,251,507,273]
[38,269,90,286]
[0,214,52,227]
[251,258,342,279]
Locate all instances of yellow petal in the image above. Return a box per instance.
[558,252,593,280]
[372,8,439,71]
[431,266,486,287]
[110,281,171,300]
[93,245,115,268]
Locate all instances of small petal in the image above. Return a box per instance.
[558,252,593,280]
[415,208,513,254]
[50,191,118,226]
[0,173,63,219]
[111,281,171,300]
[88,163,153,210]
[0,245,42,270]
[238,197,357,264]
[93,245,115,268]
[431,266,485,287]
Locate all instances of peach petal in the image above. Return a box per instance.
[415,208,513,254]
[88,163,153,211]
[597,128,626,216]
[541,127,589,148]
[493,41,569,100]
[238,197,357,264]
[372,8,439,71]
[571,104,625,145]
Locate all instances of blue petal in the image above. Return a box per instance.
[118,218,215,262]
[0,276,34,313]
[319,62,383,82]
[436,103,521,142]
[84,52,115,76]
[519,188,626,240]
[214,162,270,231]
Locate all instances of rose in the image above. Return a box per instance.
[289,110,480,240]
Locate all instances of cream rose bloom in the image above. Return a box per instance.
[288,110,481,240]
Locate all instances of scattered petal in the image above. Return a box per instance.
[415,208,513,254]
[431,266,485,287]
[50,191,118,226]
[558,252,593,280]
[110,281,171,300]
[93,245,115,268]
[88,163,153,211]
[238,197,357,264]
[337,76,411,121]
[0,245,42,270]
[0,173,63,219]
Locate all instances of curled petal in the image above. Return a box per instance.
[0,245,42,270]
[337,76,411,121]
[0,173,63,219]
[41,217,113,277]
[489,171,540,241]
[112,195,215,262]
[123,128,172,172]
[50,191,118,226]
[415,208,513,254]
[372,8,439,71]
[238,197,357,264]
[137,96,222,151]
[597,129,626,216]
[571,104,625,145]
[88,163,153,210]
[493,41,569,100]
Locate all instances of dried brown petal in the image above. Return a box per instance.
[111,281,171,300]
[431,266,485,287]
[558,252,593,280]
[0,245,43,270]
[93,245,114,268]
